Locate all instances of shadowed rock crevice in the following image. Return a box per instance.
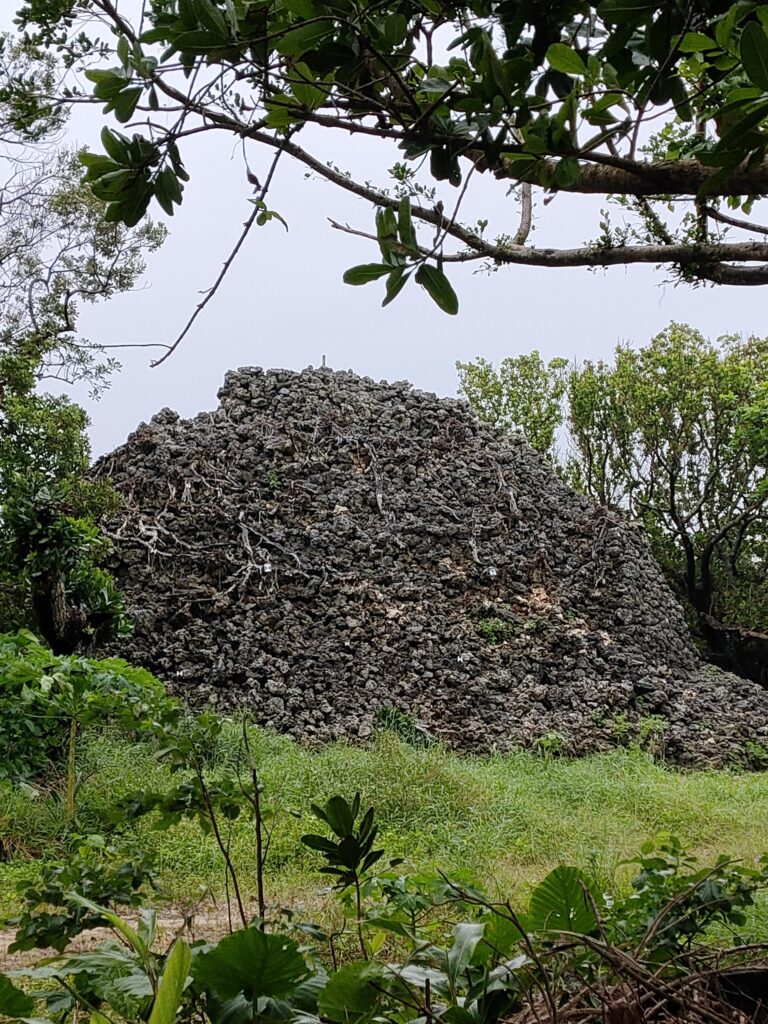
[93,367,768,766]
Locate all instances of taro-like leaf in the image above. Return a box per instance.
[527,866,597,935]
[0,974,35,1019]
[193,927,309,1002]
[318,962,384,1024]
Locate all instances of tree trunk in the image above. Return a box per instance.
[31,571,88,655]
[699,614,768,687]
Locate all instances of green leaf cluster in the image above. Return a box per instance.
[4,804,767,1024]
[0,630,170,783]
[458,324,768,675]
[343,198,458,315]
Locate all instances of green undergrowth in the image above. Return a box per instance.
[3,724,768,928]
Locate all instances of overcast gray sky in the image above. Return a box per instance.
[4,6,767,456]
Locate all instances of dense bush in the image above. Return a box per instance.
[2,792,767,1024]
[0,630,170,787]
[3,642,768,1024]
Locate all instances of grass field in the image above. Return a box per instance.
[3,723,768,930]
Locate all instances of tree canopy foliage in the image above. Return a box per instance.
[9,0,768,324]
[458,324,768,683]
[0,34,165,652]
[456,351,568,456]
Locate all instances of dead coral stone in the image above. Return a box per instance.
[92,367,768,766]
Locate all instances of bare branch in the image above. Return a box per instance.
[513,183,532,246]
[152,138,290,368]
[703,205,768,236]
[486,153,768,198]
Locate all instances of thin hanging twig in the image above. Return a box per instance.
[152,138,291,368]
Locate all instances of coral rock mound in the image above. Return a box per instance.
[94,367,768,765]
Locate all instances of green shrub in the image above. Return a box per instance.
[0,630,171,790]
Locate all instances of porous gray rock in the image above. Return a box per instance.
[93,367,768,765]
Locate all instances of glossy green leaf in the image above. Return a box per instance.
[0,974,35,1019]
[447,922,485,983]
[677,32,718,52]
[397,196,417,251]
[193,927,309,1001]
[717,99,768,149]
[100,127,129,163]
[116,35,131,67]
[553,156,581,187]
[318,962,384,1024]
[382,267,409,306]
[741,21,768,91]
[415,264,459,315]
[342,266,391,286]
[148,940,191,1024]
[275,21,331,57]
[110,87,143,124]
[192,0,228,38]
[546,43,587,76]
[527,866,597,934]
[599,0,657,25]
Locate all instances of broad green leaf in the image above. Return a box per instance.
[741,21,768,91]
[172,29,225,52]
[0,974,35,1019]
[148,940,191,1024]
[717,99,768,150]
[90,168,134,200]
[155,167,183,215]
[275,22,331,57]
[415,264,459,315]
[599,0,657,25]
[382,267,409,307]
[101,127,129,163]
[667,75,692,121]
[80,152,120,176]
[192,0,228,37]
[696,160,741,198]
[715,4,747,49]
[375,209,398,259]
[553,156,581,187]
[66,893,148,957]
[477,909,527,958]
[545,43,586,76]
[193,928,309,1001]
[264,94,301,129]
[318,962,384,1024]
[527,866,597,934]
[110,87,143,124]
[397,197,417,251]
[161,167,183,204]
[447,922,485,983]
[383,13,408,47]
[116,35,131,67]
[342,264,391,286]
[444,1008,476,1024]
[677,32,718,52]
[393,964,449,996]
[140,26,172,43]
[282,0,317,14]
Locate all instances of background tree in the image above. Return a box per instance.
[0,33,165,652]
[456,352,568,458]
[458,324,768,684]
[11,0,768,339]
